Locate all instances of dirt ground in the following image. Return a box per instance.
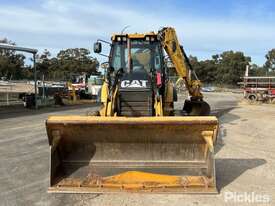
[0,92,274,206]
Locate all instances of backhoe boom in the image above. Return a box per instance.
[158,27,203,100]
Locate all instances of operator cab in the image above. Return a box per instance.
[110,34,163,74]
[94,34,165,116]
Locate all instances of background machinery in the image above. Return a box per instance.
[46,27,219,193]
[66,73,103,101]
[241,76,275,103]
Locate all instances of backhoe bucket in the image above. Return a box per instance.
[46,116,218,193]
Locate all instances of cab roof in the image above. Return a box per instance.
[111,32,157,41]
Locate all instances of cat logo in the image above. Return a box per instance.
[121,80,148,88]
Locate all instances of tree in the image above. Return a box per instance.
[53,48,98,80]
[36,49,51,79]
[249,64,268,76]
[33,48,99,81]
[0,38,26,79]
[214,51,251,85]
[189,55,218,84]
[190,51,251,86]
[264,49,275,72]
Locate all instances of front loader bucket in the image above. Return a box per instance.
[46,116,218,193]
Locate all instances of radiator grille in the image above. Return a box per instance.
[119,90,153,116]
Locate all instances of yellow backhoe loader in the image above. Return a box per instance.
[46,27,219,193]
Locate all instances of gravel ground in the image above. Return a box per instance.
[0,92,274,206]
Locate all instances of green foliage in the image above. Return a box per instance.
[264,49,275,72]
[0,38,29,79]
[248,49,275,77]
[216,51,251,85]
[0,40,99,81]
[37,48,98,81]
[189,56,218,83]
[249,64,268,76]
[190,51,251,85]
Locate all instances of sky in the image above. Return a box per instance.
[0,0,275,65]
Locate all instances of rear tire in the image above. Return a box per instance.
[247,94,257,103]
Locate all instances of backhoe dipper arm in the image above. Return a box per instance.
[158,27,203,100]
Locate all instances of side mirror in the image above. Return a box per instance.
[94,42,102,53]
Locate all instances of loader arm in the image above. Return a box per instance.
[158,27,203,100]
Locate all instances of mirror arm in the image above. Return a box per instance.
[98,53,109,58]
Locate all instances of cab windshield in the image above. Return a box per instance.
[110,39,162,73]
